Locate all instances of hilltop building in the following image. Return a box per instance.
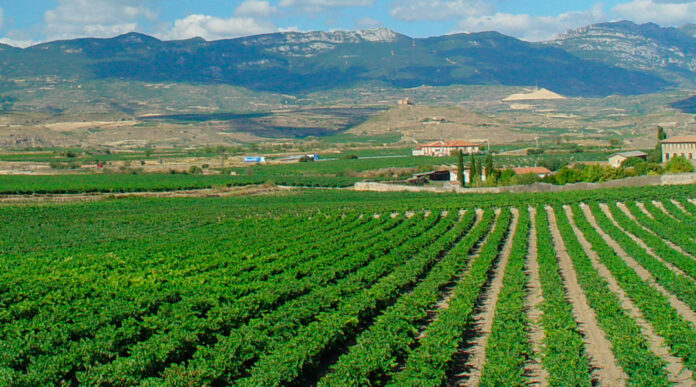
[398,98,414,105]
[608,151,647,168]
[662,136,696,165]
[412,140,480,157]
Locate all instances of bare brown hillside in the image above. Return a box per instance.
[348,105,527,144]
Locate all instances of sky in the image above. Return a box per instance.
[0,0,695,47]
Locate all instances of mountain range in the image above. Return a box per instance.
[1,21,696,98]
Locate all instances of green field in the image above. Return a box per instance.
[0,149,618,194]
[2,185,696,385]
[0,173,359,194]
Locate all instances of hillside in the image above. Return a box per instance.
[348,104,524,144]
[0,28,669,97]
[551,21,696,86]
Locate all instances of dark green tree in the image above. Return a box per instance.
[457,150,465,187]
[657,125,667,141]
[484,153,494,179]
[469,152,477,184]
[648,126,667,163]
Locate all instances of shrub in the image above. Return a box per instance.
[665,155,695,174]
[515,173,542,185]
[49,161,80,170]
[621,157,646,168]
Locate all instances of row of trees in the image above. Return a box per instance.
[456,151,495,187]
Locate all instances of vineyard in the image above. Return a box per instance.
[2,185,696,386]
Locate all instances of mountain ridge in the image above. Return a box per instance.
[1,23,694,97]
[551,20,696,86]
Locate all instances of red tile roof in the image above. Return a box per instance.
[661,135,696,144]
[514,167,552,175]
[421,140,479,148]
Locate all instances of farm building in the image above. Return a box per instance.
[662,136,696,165]
[398,98,414,105]
[243,156,266,163]
[608,151,647,168]
[412,141,480,157]
[512,166,552,178]
[410,168,486,185]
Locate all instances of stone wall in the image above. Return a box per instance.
[353,173,696,194]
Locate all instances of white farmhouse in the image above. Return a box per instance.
[662,136,696,165]
[608,151,647,168]
[413,140,480,157]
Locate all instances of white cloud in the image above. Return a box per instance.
[163,14,275,41]
[44,0,157,40]
[278,26,302,32]
[455,5,606,41]
[390,0,495,21]
[0,37,38,48]
[612,0,696,25]
[278,0,375,13]
[235,1,278,17]
[356,17,381,28]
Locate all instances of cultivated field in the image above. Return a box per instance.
[2,186,696,385]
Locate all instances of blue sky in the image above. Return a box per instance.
[1,0,695,47]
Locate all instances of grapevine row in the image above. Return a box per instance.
[319,209,494,386]
[386,208,513,386]
[478,207,532,386]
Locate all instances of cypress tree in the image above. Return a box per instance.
[470,152,478,184]
[485,153,494,180]
[457,150,465,187]
[657,125,666,141]
[649,126,667,162]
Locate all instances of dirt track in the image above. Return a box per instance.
[525,208,548,387]
[456,208,519,386]
[0,185,295,204]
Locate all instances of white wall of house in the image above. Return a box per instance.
[449,170,486,184]
[421,146,479,157]
[663,143,696,165]
[609,155,627,168]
